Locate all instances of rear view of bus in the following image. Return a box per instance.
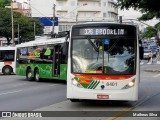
[0,47,16,75]
[67,22,141,101]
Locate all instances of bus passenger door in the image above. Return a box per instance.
[53,45,62,76]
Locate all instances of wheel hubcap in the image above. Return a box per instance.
[28,72,32,78]
[5,68,9,73]
[36,73,39,80]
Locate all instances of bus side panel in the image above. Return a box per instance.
[0,63,3,73]
[16,63,28,76]
[60,64,67,80]
[35,64,53,79]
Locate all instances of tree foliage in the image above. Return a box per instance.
[117,0,160,20]
[141,23,160,45]
[117,0,160,45]
[0,8,43,45]
[141,27,157,39]
[0,0,11,8]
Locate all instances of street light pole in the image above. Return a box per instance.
[52,4,56,37]
[18,24,19,44]
[34,22,36,40]
[76,13,78,24]
[11,1,14,45]
[119,16,122,24]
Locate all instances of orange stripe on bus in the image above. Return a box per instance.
[79,80,90,84]
[4,62,12,65]
[73,74,134,80]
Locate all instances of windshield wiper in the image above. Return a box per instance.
[87,38,99,52]
[108,39,119,52]
[87,38,100,61]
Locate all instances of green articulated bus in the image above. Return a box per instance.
[16,36,69,81]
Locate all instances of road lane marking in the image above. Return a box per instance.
[49,84,57,87]
[0,90,23,96]
[107,91,160,120]
[153,74,160,78]
[0,84,59,96]
[11,83,28,87]
[107,96,149,120]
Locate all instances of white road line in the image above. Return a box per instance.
[153,74,160,78]
[11,83,27,87]
[0,90,23,96]
[49,84,57,87]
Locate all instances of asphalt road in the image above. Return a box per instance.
[0,75,66,111]
[34,61,160,120]
[1,61,160,120]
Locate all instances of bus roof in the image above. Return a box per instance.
[0,46,16,50]
[16,37,66,48]
[72,22,137,27]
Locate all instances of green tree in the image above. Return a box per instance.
[141,27,157,39]
[0,0,10,8]
[0,8,43,45]
[117,0,160,20]
[140,23,160,45]
[117,0,160,45]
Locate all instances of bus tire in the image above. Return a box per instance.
[34,69,40,82]
[2,66,12,75]
[70,99,79,102]
[26,69,33,81]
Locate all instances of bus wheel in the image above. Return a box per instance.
[70,99,79,102]
[34,69,40,82]
[2,66,12,75]
[26,69,32,81]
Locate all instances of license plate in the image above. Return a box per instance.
[97,94,109,99]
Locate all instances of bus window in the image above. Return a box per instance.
[0,50,15,61]
[43,45,53,60]
[44,48,51,59]
[103,38,135,74]
[72,39,103,73]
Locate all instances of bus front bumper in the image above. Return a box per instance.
[67,85,138,101]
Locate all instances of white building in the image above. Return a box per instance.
[30,0,118,33]
[22,0,31,9]
[0,38,8,46]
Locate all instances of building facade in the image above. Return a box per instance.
[30,0,118,33]
[5,1,31,17]
[56,0,118,31]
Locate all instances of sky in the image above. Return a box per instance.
[119,8,159,27]
[15,0,159,27]
[16,0,23,2]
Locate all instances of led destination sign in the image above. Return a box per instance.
[80,28,125,35]
[73,27,136,37]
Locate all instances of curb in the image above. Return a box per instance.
[144,69,160,72]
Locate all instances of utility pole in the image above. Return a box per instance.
[52,4,56,37]
[119,16,122,24]
[76,13,78,24]
[34,22,36,40]
[11,1,14,45]
[18,24,19,44]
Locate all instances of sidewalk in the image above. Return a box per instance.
[142,64,160,72]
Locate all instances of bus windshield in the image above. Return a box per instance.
[72,38,136,75]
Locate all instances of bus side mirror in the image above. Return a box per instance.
[140,46,144,59]
[139,40,144,59]
[62,42,69,63]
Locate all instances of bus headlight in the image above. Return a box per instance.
[72,79,82,88]
[122,80,135,89]
[128,81,134,87]
[72,80,78,85]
